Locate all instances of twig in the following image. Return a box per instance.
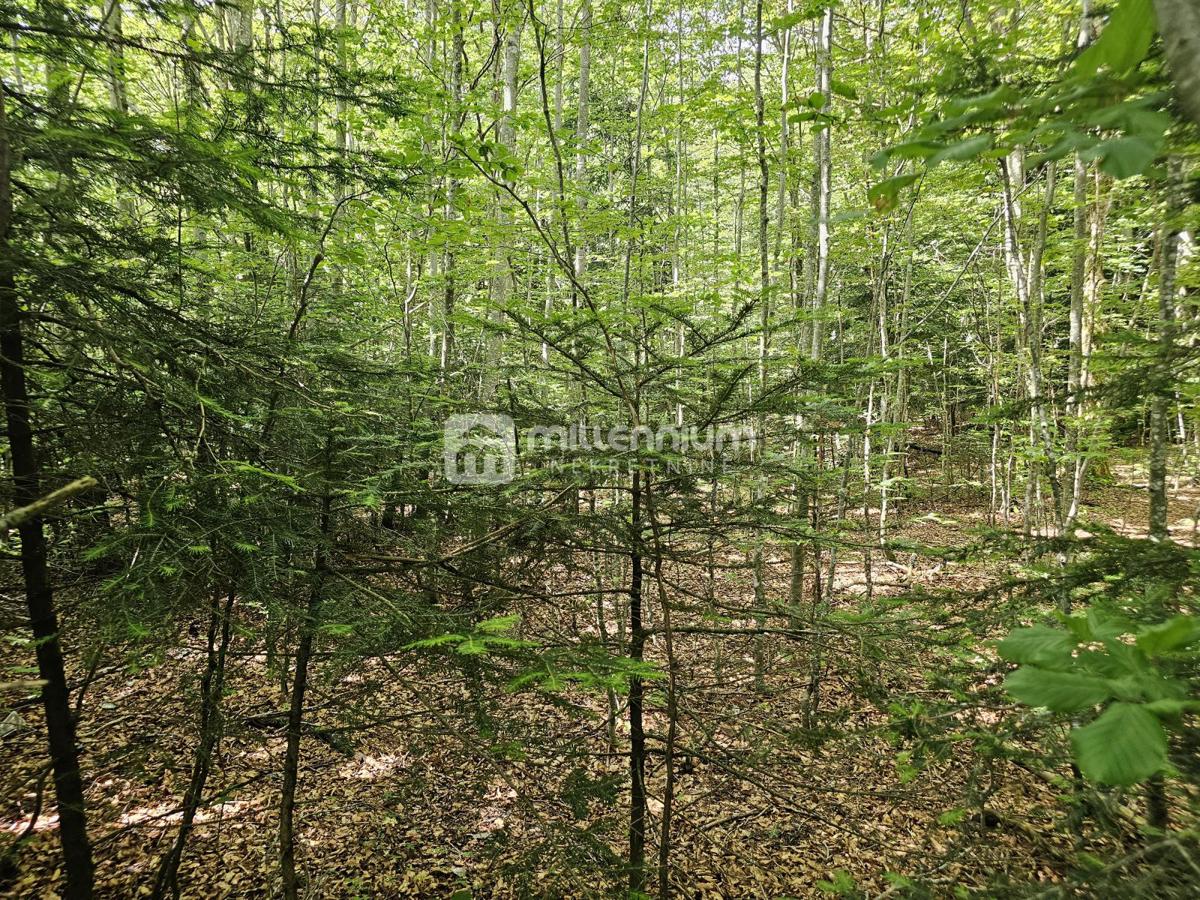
[0,475,97,533]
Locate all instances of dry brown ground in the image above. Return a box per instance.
[2,475,1196,899]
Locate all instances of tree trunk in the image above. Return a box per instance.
[627,468,647,894]
[1000,152,1063,527]
[811,7,832,360]
[102,0,129,115]
[1153,0,1200,128]
[153,590,236,899]
[801,6,833,723]
[750,0,770,692]
[573,0,591,285]
[1149,158,1181,544]
[0,84,94,900]
[279,436,335,899]
[483,4,523,401]
[1064,2,1092,529]
[440,0,464,376]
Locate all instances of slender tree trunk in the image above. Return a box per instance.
[1064,1,1092,528]
[483,4,523,401]
[1065,151,1088,528]
[644,473,679,899]
[801,6,833,725]
[750,0,770,691]
[621,9,651,884]
[153,589,236,899]
[440,0,464,375]
[627,468,647,894]
[1000,152,1063,526]
[733,0,746,302]
[553,0,564,132]
[102,0,129,115]
[811,7,832,360]
[1149,158,1181,545]
[0,85,94,900]
[279,436,335,899]
[573,0,591,285]
[774,1,791,267]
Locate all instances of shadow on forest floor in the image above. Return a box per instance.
[2,471,1196,898]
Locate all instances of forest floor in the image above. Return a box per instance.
[2,463,1198,898]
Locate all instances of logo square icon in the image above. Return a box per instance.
[443,413,517,485]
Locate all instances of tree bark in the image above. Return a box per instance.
[0,85,94,900]
[153,590,236,899]
[102,0,129,115]
[1154,0,1200,128]
[627,468,647,894]
[1149,159,1182,544]
[279,436,335,899]
[811,7,832,360]
[1000,153,1063,526]
[573,0,591,285]
[750,0,770,692]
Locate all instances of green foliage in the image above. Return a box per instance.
[874,0,1175,193]
[1004,667,1113,714]
[1074,0,1157,78]
[1001,612,1200,785]
[1,0,1198,895]
[997,625,1077,667]
[508,650,664,694]
[404,615,535,656]
[562,766,622,820]
[1071,702,1168,786]
[816,869,858,895]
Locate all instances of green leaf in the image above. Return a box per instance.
[1097,136,1159,179]
[231,462,304,492]
[1136,615,1200,655]
[942,84,1018,117]
[1073,0,1156,77]
[1087,609,1129,640]
[404,633,465,650]
[1035,131,1093,164]
[874,141,941,168]
[831,78,857,101]
[772,5,822,32]
[816,869,856,895]
[1065,614,1093,642]
[1087,639,1151,677]
[937,807,967,826]
[868,173,920,211]
[926,134,992,167]
[477,614,520,634]
[997,626,1075,667]
[1005,667,1112,713]
[1144,698,1200,717]
[1071,702,1167,786]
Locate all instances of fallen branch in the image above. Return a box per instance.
[0,475,97,533]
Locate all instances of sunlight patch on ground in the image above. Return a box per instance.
[117,799,253,828]
[339,751,408,781]
[2,812,59,834]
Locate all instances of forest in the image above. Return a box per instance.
[0,0,1198,896]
